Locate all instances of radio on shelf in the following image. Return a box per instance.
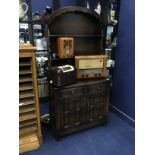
[56,37,74,59]
[50,65,76,87]
[75,55,108,79]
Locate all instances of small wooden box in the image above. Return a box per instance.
[56,37,74,59]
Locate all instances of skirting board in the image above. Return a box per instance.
[109,104,135,128]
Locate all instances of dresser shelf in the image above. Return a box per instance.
[49,34,102,37]
[19,77,33,83]
[19,114,36,122]
[20,119,37,128]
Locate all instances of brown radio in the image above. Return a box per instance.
[75,55,108,79]
[56,37,74,58]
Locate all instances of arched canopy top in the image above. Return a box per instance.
[48,6,104,35]
[48,6,104,26]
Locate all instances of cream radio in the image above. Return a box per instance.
[75,55,108,79]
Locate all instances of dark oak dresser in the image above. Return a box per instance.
[50,78,111,139]
[48,6,111,140]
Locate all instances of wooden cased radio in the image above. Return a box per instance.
[57,37,74,58]
[50,65,76,87]
[75,55,108,79]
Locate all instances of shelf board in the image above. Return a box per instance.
[20,126,37,136]
[19,78,33,83]
[19,19,48,24]
[19,93,34,99]
[20,120,36,128]
[19,85,33,91]
[19,107,35,114]
[35,49,48,52]
[19,99,35,106]
[19,114,36,122]
[49,34,102,37]
[35,52,48,55]
[19,70,32,75]
[19,63,31,67]
[51,57,74,61]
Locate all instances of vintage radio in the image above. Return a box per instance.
[50,65,76,87]
[75,55,108,79]
[56,37,74,58]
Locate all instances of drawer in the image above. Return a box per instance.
[19,104,35,114]
[19,124,37,136]
[87,83,108,94]
[59,87,84,99]
[19,133,38,145]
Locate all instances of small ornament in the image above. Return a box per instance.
[86,1,90,9]
[94,2,101,15]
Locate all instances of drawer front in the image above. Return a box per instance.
[59,87,84,99]
[87,82,108,95]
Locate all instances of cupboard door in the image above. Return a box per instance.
[86,94,107,122]
[58,96,85,130]
[86,83,109,123]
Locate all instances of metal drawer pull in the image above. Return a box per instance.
[99,116,103,119]
[64,111,70,114]
[64,125,69,129]
[75,122,80,125]
[76,108,80,111]
[89,118,93,122]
